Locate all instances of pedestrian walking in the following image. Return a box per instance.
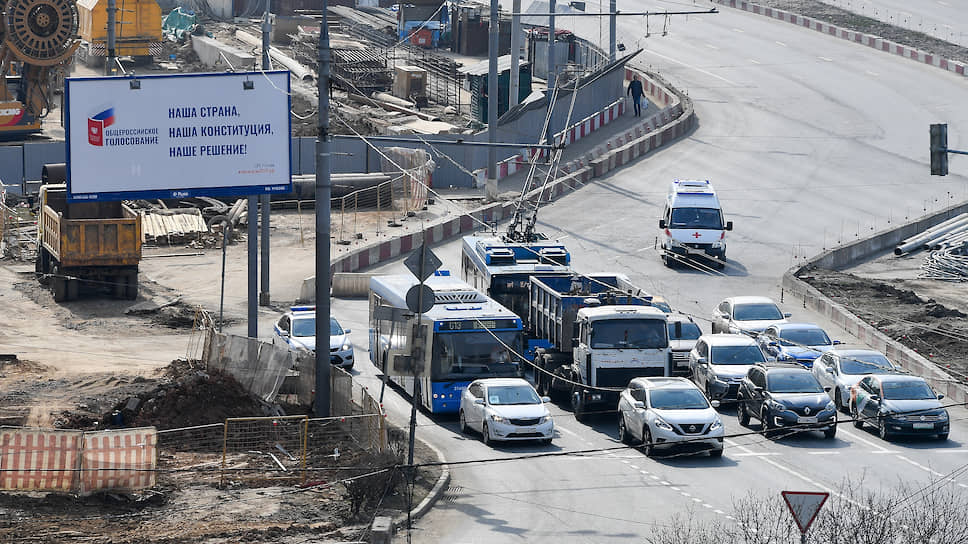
[627,78,644,117]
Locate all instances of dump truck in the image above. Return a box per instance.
[75,0,163,66]
[35,184,142,301]
[530,273,672,421]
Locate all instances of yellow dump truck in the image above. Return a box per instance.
[75,0,164,66]
[35,185,142,302]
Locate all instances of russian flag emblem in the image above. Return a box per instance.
[88,108,115,146]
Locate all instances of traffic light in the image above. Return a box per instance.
[930,123,948,176]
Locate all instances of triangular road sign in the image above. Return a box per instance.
[781,491,829,534]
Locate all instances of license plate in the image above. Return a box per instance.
[521,427,536,433]
[797,416,818,424]
[913,422,934,429]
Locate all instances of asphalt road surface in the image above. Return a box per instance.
[330,2,968,541]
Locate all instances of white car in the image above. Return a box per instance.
[667,314,703,376]
[812,349,902,413]
[272,306,354,369]
[459,378,554,445]
[711,296,791,335]
[689,333,769,401]
[617,377,724,457]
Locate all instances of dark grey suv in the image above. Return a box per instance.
[736,363,837,439]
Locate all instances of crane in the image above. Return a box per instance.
[0,0,79,138]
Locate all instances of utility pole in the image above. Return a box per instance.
[314,0,332,418]
[609,0,616,61]
[510,0,521,107]
[260,0,272,306]
[545,0,556,146]
[485,0,499,201]
[105,0,116,75]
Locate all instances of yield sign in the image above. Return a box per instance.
[781,491,829,534]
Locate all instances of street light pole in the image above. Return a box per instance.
[545,0,556,146]
[609,0,616,61]
[260,0,272,306]
[485,0,499,201]
[314,0,332,418]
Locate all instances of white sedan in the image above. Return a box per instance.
[459,378,554,445]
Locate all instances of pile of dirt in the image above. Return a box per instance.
[799,267,968,382]
[754,0,968,64]
[108,360,270,430]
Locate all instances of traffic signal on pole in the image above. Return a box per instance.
[930,123,948,176]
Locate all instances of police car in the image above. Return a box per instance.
[273,306,354,369]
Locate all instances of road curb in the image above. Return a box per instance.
[392,436,450,531]
[712,0,968,78]
[782,202,968,405]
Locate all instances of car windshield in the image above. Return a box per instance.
[591,319,667,349]
[649,388,709,410]
[488,385,541,405]
[668,321,702,341]
[840,354,894,375]
[292,317,342,337]
[778,328,831,347]
[711,344,766,364]
[733,303,783,321]
[431,330,523,380]
[882,381,936,400]
[767,371,824,393]
[669,207,722,230]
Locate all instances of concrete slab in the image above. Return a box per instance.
[191,36,256,71]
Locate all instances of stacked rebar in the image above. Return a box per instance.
[895,213,968,255]
[921,244,968,281]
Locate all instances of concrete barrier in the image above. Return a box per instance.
[782,202,968,405]
[191,35,256,70]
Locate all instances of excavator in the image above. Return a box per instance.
[0,0,78,138]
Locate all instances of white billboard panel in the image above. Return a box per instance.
[65,71,292,201]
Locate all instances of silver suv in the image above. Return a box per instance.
[617,377,724,457]
[689,333,769,401]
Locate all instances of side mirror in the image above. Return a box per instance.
[869,395,880,402]
[541,396,551,403]
[474,398,485,405]
[572,337,579,348]
[938,394,945,400]
[832,340,842,345]
[710,400,721,408]
[659,219,667,229]
[826,364,835,373]
[768,341,779,347]
[823,386,831,393]
[279,330,290,337]
[766,356,777,362]
[633,400,645,409]
[754,386,764,393]
[783,312,792,318]
[344,328,352,334]
[697,357,707,366]
[725,220,733,231]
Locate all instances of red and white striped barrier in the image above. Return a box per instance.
[713,0,968,77]
[79,428,157,494]
[0,429,82,492]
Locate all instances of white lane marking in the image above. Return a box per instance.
[870,450,901,454]
[732,28,744,33]
[897,455,951,480]
[960,484,968,488]
[732,452,782,457]
[706,44,720,50]
[629,465,639,470]
[692,497,702,503]
[749,59,761,65]
[838,429,889,452]
[715,509,725,514]
[670,486,680,492]
[807,451,840,455]
[866,70,879,77]
[703,503,713,508]
[680,491,691,497]
[644,48,738,86]
[818,56,833,62]
[639,470,650,475]
[650,475,660,480]
[935,449,968,453]
[660,481,671,486]
[621,460,630,464]
[775,40,786,46]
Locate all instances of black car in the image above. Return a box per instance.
[850,374,949,441]
[737,363,837,439]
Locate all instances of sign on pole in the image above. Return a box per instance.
[404,244,442,283]
[781,490,829,534]
[64,71,292,202]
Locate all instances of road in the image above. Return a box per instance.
[320,1,968,541]
[819,0,968,47]
[130,1,968,540]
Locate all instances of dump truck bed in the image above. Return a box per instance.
[40,203,142,268]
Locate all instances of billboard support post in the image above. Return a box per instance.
[314,3,332,418]
[259,0,272,307]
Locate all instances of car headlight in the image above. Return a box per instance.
[710,418,723,431]
[708,372,718,383]
[539,415,551,424]
[939,411,949,421]
[489,414,505,423]
[654,417,674,431]
[711,241,723,248]
[767,400,786,412]
[824,401,836,413]
[341,343,352,351]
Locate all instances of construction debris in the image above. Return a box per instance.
[141,208,209,244]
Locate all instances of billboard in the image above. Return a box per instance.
[65,71,292,202]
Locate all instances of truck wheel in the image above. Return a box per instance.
[124,273,139,300]
[571,387,586,423]
[112,275,125,298]
[66,278,79,301]
[35,249,51,285]
[51,274,67,302]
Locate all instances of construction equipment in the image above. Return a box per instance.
[0,0,79,137]
[35,184,142,301]
[75,0,162,67]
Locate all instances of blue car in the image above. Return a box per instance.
[756,323,839,368]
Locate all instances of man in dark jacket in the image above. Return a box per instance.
[627,78,644,116]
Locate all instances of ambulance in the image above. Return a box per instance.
[658,179,732,269]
